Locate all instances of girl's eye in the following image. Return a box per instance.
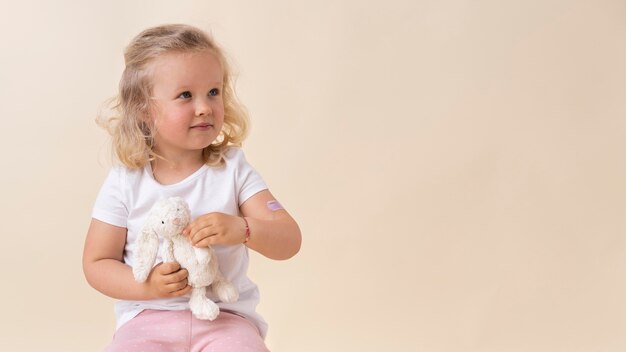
[209,88,220,97]
[178,91,192,99]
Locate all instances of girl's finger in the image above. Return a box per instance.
[188,221,210,239]
[170,284,192,297]
[167,268,188,284]
[194,239,208,247]
[195,236,217,247]
[191,229,216,245]
[188,214,217,234]
[194,240,209,248]
[178,285,193,296]
[158,262,181,275]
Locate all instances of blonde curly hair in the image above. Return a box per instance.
[98,24,248,169]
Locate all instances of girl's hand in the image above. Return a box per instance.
[145,262,192,299]
[183,212,247,247]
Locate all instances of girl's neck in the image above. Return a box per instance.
[150,151,205,185]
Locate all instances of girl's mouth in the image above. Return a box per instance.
[190,123,213,130]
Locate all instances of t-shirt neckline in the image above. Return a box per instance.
[145,163,209,188]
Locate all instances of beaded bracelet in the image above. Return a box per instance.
[242,217,251,244]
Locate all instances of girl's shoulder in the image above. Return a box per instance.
[212,147,260,179]
[222,146,249,168]
[108,163,145,177]
[224,146,244,160]
[105,163,148,188]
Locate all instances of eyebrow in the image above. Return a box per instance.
[173,82,223,90]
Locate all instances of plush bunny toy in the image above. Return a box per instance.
[132,196,238,320]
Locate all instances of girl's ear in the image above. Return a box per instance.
[138,95,157,122]
[138,107,157,144]
[132,225,159,283]
[139,118,153,136]
[141,103,160,133]
[139,106,153,124]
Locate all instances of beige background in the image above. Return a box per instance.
[1,0,625,351]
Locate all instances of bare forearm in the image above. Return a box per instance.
[84,259,153,300]
[244,217,301,260]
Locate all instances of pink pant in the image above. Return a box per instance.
[105,310,269,352]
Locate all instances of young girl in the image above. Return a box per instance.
[83,24,301,352]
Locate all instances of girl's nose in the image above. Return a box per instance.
[196,98,212,116]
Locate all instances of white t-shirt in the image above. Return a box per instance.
[91,147,268,337]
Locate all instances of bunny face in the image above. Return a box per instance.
[148,197,191,239]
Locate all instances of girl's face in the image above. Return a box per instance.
[148,50,225,160]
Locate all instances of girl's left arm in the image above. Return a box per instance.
[184,190,301,260]
[239,190,302,260]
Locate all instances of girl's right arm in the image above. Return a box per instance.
[83,218,192,300]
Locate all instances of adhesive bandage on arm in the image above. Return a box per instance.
[266,200,284,212]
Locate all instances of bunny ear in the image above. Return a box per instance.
[132,227,159,283]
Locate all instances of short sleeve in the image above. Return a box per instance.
[91,166,129,228]
[231,148,268,205]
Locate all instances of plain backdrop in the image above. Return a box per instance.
[1,0,625,351]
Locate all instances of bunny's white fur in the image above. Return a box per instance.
[133,196,238,320]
